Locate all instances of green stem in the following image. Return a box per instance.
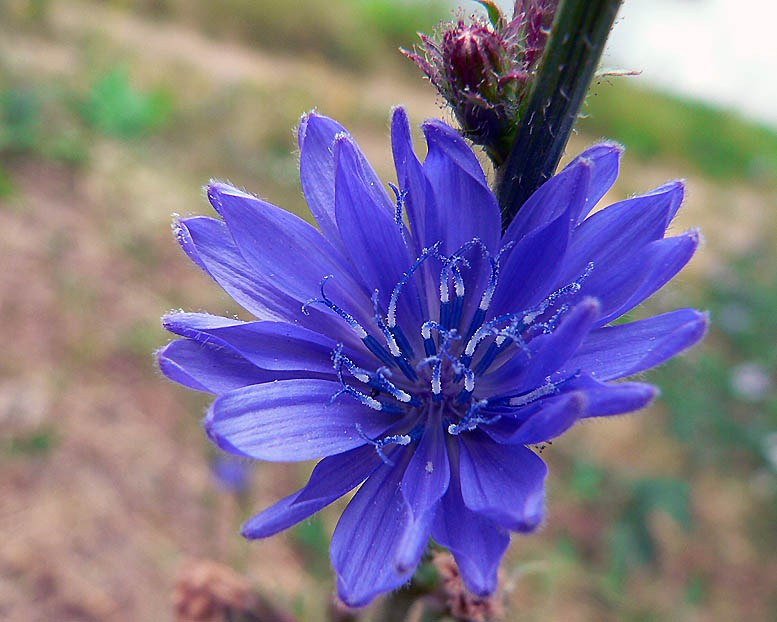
[497,0,622,230]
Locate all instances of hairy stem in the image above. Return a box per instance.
[497,0,622,230]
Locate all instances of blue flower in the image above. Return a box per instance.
[158,108,707,607]
[210,454,252,494]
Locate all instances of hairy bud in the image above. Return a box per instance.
[404,2,558,165]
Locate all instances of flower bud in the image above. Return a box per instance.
[444,22,505,95]
[404,2,557,165]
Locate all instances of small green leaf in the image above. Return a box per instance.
[474,0,505,29]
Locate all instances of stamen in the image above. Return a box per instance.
[303,275,367,338]
[454,366,476,404]
[448,400,501,435]
[331,343,370,384]
[387,243,441,329]
[473,340,508,376]
[482,315,531,360]
[372,292,401,357]
[463,242,514,343]
[418,325,463,400]
[420,320,440,356]
[329,383,403,414]
[439,254,469,331]
[388,182,407,232]
[385,244,442,362]
[390,325,415,360]
[461,260,593,375]
[431,362,442,399]
[526,303,569,336]
[463,325,492,359]
[356,423,411,466]
[372,291,418,382]
[332,345,421,407]
[507,378,559,407]
[527,261,595,324]
[449,266,466,331]
[330,347,403,414]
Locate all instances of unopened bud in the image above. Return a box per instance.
[404,2,558,165]
[445,22,505,94]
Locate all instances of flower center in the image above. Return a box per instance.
[303,237,593,463]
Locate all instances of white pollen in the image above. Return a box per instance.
[425,461,434,473]
[365,397,383,410]
[386,337,401,357]
[509,380,557,406]
[523,311,540,324]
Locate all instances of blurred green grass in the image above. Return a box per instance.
[108,0,449,71]
[581,79,777,185]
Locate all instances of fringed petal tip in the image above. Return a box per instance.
[585,139,625,154]
[206,180,257,213]
[389,104,409,122]
[686,227,704,248]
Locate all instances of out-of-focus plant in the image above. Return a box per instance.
[568,459,693,595]
[0,88,41,154]
[580,81,777,185]
[351,0,448,50]
[79,67,172,139]
[607,477,692,593]
[652,249,777,471]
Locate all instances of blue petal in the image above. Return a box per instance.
[395,408,449,572]
[597,230,700,324]
[162,312,368,376]
[421,120,501,254]
[157,339,275,394]
[178,216,304,322]
[564,141,624,225]
[331,446,419,607]
[179,216,366,342]
[485,391,587,444]
[298,112,347,249]
[400,407,450,520]
[560,308,709,381]
[207,182,372,324]
[561,374,658,418]
[202,405,252,458]
[391,107,441,253]
[560,181,685,290]
[459,432,548,532]
[394,505,437,575]
[502,155,593,246]
[432,455,510,596]
[299,112,393,252]
[241,444,382,539]
[173,214,208,273]
[334,134,419,321]
[479,298,601,397]
[208,380,393,461]
[489,163,589,316]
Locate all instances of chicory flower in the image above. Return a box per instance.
[158,108,706,607]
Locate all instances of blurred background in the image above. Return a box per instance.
[1,0,776,620]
